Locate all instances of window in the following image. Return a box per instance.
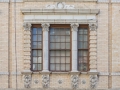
[31,25,42,71]
[78,25,89,72]
[49,25,71,71]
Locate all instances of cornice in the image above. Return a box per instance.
[21,9,100,15]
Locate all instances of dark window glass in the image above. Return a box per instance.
[31,26,42,71]
[78,28,89,72]
[50,26,71,71]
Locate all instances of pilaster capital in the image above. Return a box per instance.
[89,23,97,31]
[23,22,31,31]
[71,23,79,32]
[41,23,50,32]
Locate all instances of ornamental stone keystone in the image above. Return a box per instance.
[23,22,31,31]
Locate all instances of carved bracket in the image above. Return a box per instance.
[42,75,49,88]
[90,75,98,89]
[46,2,74,9]
[23,22,31,31]
[71,75,79,89]
[89,23,97,31]
[24,75,31,88]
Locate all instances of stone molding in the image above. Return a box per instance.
[46,2,74,9]
[21,9,100,15]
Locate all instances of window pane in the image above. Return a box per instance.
[50,51,55,56]
[55,36,60,42]
[38,42,42,48]
[56,64,60,71]
[32,35,37,41]
[50,36,55,42]
[61,64,65,71]
[79,35,83,41]
[66,29,70,35]
[66,43,70,49]
[38,35,42,41]
[61,57,65,63]
[50,57,55,63]
[81,63,87,71]
[32,28,37,34]
[61,51,65,56]
[56,51,60,56]
[38,28,42,34]
[61,29,66,35]
[33,57,37,63]
[33,50,37,56]
[55,29,60,35]
[38,50,42,56]
[66,36,70,42]
[33,64,37,70]
[66,57,70,63]
[32,42,37,48]
[79,29,84,34]
[61,36,65,42]
[66,51,70,56]
[50,64,55,70]
[56,57,60,63]
[56,43,60,49]
[50,28,55,35]
[38,57,42,63]
[78,42,83,49]
[50,43,55,49]
[66,64,70,71]
[38,64,42,70]
[84,30,88,34]
[84,35,88,41]
[83,51,88,56]
[61,43,65,49]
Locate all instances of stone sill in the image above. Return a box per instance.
[21,9,100,15]
[23,0,97,2]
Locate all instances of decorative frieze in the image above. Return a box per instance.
[42,75,49,88]
[71,75,79,89]
[90,75,98,89]
[24,75,31,88]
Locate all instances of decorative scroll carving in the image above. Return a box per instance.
[23,22,31,31]
[90,75,98,89]
[24,75,31,88]
[89,23,97,31]
[41,23,50,32]
[71,75,79,89]
[42,75,49,88]
[71,23,79,32]
[46,2,74,9]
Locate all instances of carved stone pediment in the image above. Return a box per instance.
[46,2,74,9]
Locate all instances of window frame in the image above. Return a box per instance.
[31,24,43,72]
[77,24,90,72]
[49,24,71,72]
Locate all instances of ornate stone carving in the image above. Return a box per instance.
[23,22,31,31]
[24,75,31,88]
[46,2,74,9]
[41,23,50,32]
[90,75,98,89]
[89,23,97,31]
[71,23,79,31]
[71,75,79,89]
[42,75,49,88]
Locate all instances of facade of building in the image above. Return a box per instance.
[0,0,120,90]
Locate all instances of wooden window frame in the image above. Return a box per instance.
[78,24,90,72]
[49,24,71,72]
[31,24,43,71]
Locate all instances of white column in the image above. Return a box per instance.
[42,23,50,72]
[71,23,79,72]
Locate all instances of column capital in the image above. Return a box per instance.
[23,22,31,31]
[41,23,50,32]
[71,23,79,32]
[89,23,97,31]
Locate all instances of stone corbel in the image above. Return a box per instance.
[22,70,32,88]
[23,22,31,31]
